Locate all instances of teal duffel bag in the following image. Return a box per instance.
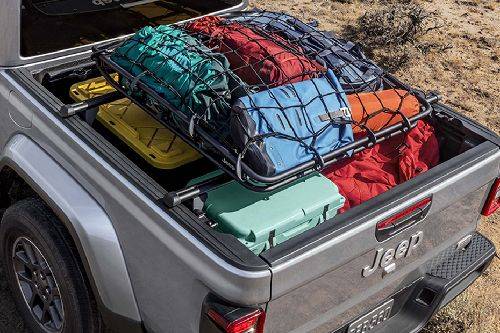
[111,25,244,135]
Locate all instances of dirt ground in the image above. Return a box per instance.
[250,0,499,332]
[0,1,497,332]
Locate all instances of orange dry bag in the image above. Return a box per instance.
[347,90,420,134]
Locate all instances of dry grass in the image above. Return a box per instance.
[250,0,499,331]
[343,1,445,71]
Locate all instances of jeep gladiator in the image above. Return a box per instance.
[0,1,498,333]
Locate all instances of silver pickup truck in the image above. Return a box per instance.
[0,1,498,333]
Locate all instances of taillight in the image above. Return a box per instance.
[482,178,500,216]
[208,308,265,333]
[202,294,266,333]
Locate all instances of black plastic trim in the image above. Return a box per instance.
[100,306,145,333]
[375,197,432,242]
[433,103,500,146]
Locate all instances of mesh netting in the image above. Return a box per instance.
[93,10,429,187]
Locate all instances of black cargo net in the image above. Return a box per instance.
[93,10,430,189]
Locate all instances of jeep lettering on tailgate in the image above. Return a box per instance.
[362,231,423,277]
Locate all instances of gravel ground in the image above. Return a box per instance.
[0,265,28,332]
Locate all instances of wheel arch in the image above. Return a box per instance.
[0,135,142,329]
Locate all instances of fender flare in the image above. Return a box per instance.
[0,135,141,323]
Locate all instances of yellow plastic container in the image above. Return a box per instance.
[70,76,200,169]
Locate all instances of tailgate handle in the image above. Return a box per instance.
[376,197,432,241]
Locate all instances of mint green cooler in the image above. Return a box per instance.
[199,173,345,254]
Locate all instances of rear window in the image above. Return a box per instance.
[21,0,242,57]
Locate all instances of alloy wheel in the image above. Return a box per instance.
[11,236,65,332]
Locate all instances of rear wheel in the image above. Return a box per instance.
[0,198,102,333]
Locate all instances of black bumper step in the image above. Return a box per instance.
[427,232,494,280]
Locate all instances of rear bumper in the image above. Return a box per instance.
[199,232,495,333]
[334,232,496,333]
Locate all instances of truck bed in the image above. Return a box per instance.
[18,59,497,257]
[5,58,499,332]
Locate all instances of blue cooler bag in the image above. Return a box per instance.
[234,10,384,93]
[231,70,354,176]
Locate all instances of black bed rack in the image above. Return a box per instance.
[59,46,438,207]
[58,14,443,207]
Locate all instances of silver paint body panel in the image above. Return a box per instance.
[0,134,141,320]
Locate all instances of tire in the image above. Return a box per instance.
[0,198,102,333]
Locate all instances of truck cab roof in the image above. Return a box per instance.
[0,0,247,67]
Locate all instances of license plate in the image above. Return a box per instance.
[347,299,394,333]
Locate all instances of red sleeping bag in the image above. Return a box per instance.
[185,16,325,87]
[322,120,439,213]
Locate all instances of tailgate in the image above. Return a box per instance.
[261,111,500,332]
